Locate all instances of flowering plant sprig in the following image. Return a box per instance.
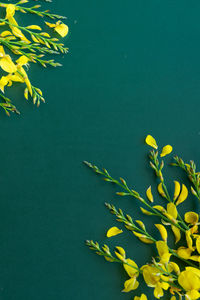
[85,135,200,300]
[0,0,68,115]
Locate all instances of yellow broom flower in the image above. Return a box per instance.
[178,267,200,300]
[45,21,69,37]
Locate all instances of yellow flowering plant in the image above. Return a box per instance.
[0,0,68,115]
[85,135,200,300]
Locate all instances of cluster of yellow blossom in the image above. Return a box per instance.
[0,1,68,115]
[85,135,200,300]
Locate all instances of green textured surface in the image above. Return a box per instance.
[1,0,200,299]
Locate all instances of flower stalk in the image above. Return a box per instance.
[85,135,200,300]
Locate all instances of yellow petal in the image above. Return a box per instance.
[26,25,42,30]
[168,261,180,275]
[0,30,13,37]
[0,75,9,92]
[154,284,164,298]
[196,237,200,254]
[173,181,181,201]
[0,56,17,73]
[0,46,5,56]
[191,225,198,234]
[45,21,56,28]
[9,74,24,82]
[123,258,139,277]
[171,225,181,244]
[146,186,154,203]
[186,290,200,300]
[155,224,168,242]
[31,34,40,43]
[160,145,173,157]
[186,230,194,250]
[140,207,153,215]
[160,281,169,290]
[176,184,188,206]
[55,23,69,37]
[145,135,158,149]
[156,241,169,259]
[167,203,177,219]
[6,4,16,19]
[16,55,29,66]
[177,247,192,259]
[156,240,169,256]
[184,211,199,225]
[122,276,139,292]
[142,265,160,287]
[186,266,200,277]
[189,255,200,262]
[157,183,166,198]
[106,226,123,237]
[8,16,30,44]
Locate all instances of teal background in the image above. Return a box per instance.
[1,0,200,299]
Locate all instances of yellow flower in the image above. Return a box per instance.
[184,212,199,225]
[122,276,139,292]
[12,55,32,96]
[106,226,123,237]
[142,265,169,298]
[123,258,139,278]
[168,261,180,275]
[122,258,139,292]
[145,135,158,149]
[45,21,69,37]
[0,76,9,92]
[5,4,30,43]
[165,203,177,221]
[178,267,200,300]
[0,46,17,74]
[156,240,171,264]
[160,145,173,157]
[185,229,194,251]
[115,247,140,293]
[154,201,181,244]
